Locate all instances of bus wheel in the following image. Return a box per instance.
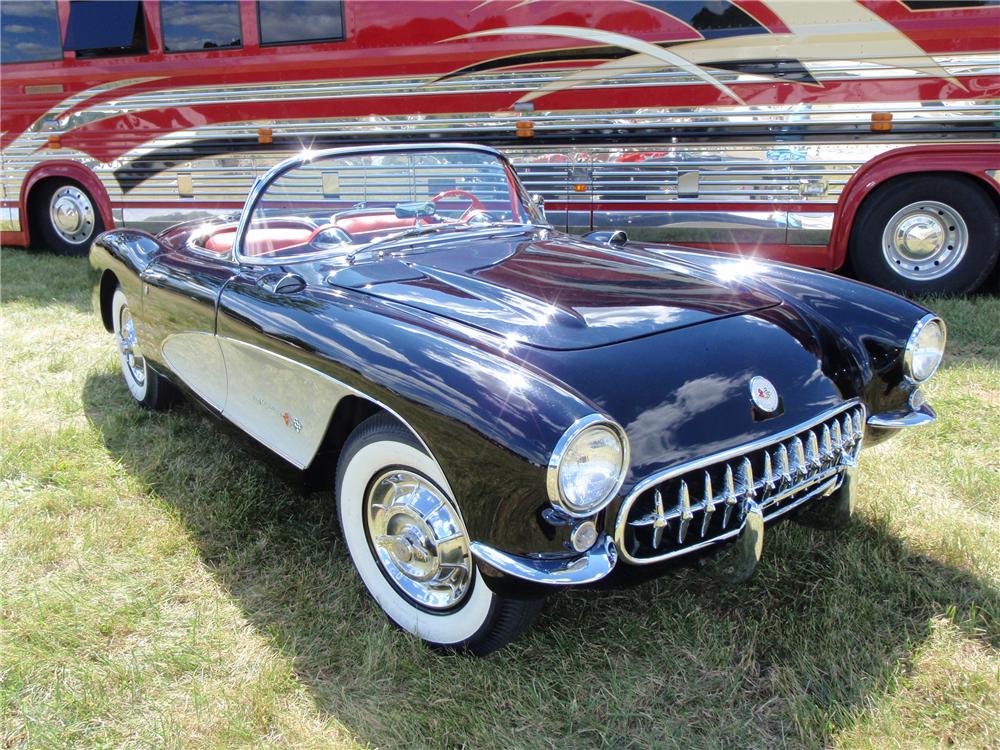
[32,181,105,256]
[849,175,999,295]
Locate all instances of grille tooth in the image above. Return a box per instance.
[841,416,854,447]
[722,464,738,527]
[806,430,821,470]
[774,443,791,486]
[789,436,807,478]
[737,457,755,500]
[820,424,834,464]
[622,403,865,564]
[831,420,843,454]
[700,471,715,538]
[677,481,693,544]
[762,452,775,491]
[651,488,667,549]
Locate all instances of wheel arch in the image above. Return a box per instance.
[303,394,422,489]
[829,144,1000,270]
[98,269,119,332]
[21,161,115,246]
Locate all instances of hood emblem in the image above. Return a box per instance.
[749,376,779,413]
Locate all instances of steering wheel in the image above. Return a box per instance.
[429,189,486,223]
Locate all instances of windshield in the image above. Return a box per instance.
[237,147,544,262]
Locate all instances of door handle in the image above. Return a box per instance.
[258,272,306,295]
[141,270,168,284]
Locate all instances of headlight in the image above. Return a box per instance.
[904,314,946,383]
[547,415,629,517]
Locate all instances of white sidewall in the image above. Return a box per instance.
[339,438,494,645]
[111,289,148,403]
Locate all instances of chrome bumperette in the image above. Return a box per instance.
[470,533,617,585]
[867,402,936,429]
[615,401,865,566]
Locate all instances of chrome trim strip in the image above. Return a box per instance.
[470,533,617,585]
[867,402,937,429]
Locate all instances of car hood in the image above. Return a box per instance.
[324,230,781,350]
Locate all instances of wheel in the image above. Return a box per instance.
[792,470,854,530]
[32,180,105,256]
[849,175,999,295]
[111,288,175,410]
[336,414,543,655]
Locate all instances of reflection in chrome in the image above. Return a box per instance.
[882,201,968,281]
[116,303,145,385]
[867,401,937,429]
[618,402,865,564]
[469,533,618,585]
[367,469,473,610]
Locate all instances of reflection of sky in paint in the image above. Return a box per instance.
[1,1,61,63]
[161,0,241,52]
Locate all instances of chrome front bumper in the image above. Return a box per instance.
[470,534,617,585]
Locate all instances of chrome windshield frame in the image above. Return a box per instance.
[232,142,542,266]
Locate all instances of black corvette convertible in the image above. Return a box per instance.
[90,144,946,655]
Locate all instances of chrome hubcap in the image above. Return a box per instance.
[882,200,967,281]
[366,470,472,610]
[117,306,145,385]
[49,186,95,244]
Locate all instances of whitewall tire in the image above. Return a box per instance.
[111,288,175,410]
[336,415,543,655]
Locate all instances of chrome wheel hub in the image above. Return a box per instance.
[49,186,95,244]
[366,470,472,610]
[117,306,145,384]
[882,200,967,281]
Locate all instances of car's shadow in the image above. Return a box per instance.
[80,370,999,747]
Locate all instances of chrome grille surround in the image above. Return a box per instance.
[614,401,865,565]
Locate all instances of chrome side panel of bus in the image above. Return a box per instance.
[2,50,996,246]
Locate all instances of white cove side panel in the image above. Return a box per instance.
[161,332,228,411]
[218,338,346,468]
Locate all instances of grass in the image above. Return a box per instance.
[1,246,998,749]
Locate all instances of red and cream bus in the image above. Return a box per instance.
[2,0,999,293]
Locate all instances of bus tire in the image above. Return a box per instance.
[848,174,999,295]
[31,180,105,256]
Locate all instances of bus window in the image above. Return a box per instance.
[63,0,148,59]
[0,0,61,64]
[257,0,344,46]
[161,0,241,53]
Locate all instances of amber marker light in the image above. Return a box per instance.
[258,128,273,144]
[573,183,588,192]
[871,112,893,132]
[515,120,534,138]
[47,135,61,149]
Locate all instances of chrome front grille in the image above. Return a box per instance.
[615,402,865,565]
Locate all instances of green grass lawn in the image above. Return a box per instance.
[2,247,998,749]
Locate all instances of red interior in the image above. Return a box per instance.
[203,226,314,256]
[335,213,414,239]
[198,212,434,257]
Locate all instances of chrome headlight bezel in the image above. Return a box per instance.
[547,414,630,518]
[903,314,947,384]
